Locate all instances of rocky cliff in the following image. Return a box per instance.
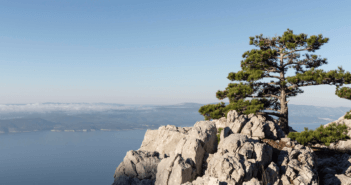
[112,110,351,185]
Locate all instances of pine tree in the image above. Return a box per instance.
[335,85,351,119]
[199,29,351,134]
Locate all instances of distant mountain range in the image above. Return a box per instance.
[0,102,350,134]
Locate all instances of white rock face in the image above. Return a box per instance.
[277,145,318,185]
[222,110,285,140]
[155,154,196,185]
[174,137,205,175]
[189,121,218,154]
[212,117,228,129]
[139,125,191,156]
[336,140,351,151]
[204,134,272,184]
[112,150,163,185]
[112,110,351,185]
[114,121,218,185]
[139,122,217,156]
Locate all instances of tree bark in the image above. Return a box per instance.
[279,90,289,134]
[278,49,289,135]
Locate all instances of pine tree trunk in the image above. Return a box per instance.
[279,90,289,135]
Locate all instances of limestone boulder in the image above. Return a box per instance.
[140,121,217,156]
[226,109,239,123]
[277,144,318,185]
[212,117,228,129]
[139,125,191,156]
[220,110,285,140]
[114,122,217,185]
[240,114,285,140]
[217,133,250,154]
[204,152,246,184]
[155,154,197,185]
[113,150,164,185]
[264,120,285,140]
[217,133,272,168]
[253,142,273,168]
[204,134,273,184]
[337,140,351,151]
[227,110,249,133]
[174,137,206,175]
[189,121,218,154]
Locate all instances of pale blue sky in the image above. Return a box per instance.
[1,0,351,107]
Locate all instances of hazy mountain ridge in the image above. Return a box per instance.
[0,103,350,134]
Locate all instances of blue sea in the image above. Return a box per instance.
[0,130,147,185]
[0,123,322,185]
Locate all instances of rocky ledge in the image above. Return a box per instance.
[112,110,351,185]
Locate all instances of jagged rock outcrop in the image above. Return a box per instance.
[139,121,217,156]
[112,110,351,185]
[112,150,164,185]
[139,125,192,156]
[173,136,205,176]
[212,117,228,129]
[213,110,285,140]
[277,144,318,185]
[155,154,197,185]
[203,134,272,184]
[113,121,217,185]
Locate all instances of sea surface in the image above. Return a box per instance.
[0,129,147,185]
[0,123,323,185]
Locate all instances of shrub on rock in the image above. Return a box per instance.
[344,110,351,120]
[288,122,350,146]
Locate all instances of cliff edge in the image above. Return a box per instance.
[112,110,351,185]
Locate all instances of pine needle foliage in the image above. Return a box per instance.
[198,28,351,134]
[288,123,350,146]
[335,86,351,120]
[344,110,351,120]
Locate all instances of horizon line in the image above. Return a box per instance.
[0,102,350,108]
